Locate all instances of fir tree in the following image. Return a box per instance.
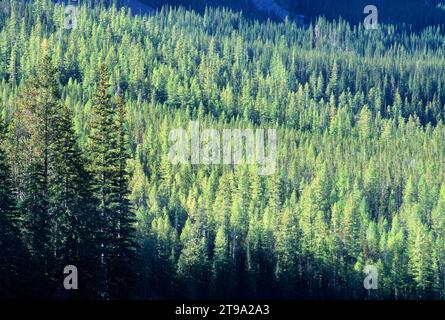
[9,39,59,296]
[108,88,137,299]
[86,66,136,299]
[0,114,28,298]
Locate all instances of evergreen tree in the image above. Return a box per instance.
[86,65,136,299]
[275,200,301,297]
[408,224,439,298]
[49,104,100,298]
[9,40,59,296]
[211,225,235,298]
[108,88,137,299]
[177,218,210,299]
[0,114,28,298]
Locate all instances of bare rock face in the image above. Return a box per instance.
[250,0,290,20]
[122,0,154,15]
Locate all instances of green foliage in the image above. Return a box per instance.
[86,65,136,299]
[0,0,444,299]
[0,112,28,298]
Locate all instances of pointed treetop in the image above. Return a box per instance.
[41,38,49,54]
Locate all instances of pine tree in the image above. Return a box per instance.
[8,40,101,298]
[432,182,445,298]
[9,39,59,296]
[211,225,235,298]
[0,115,28,298]
[177,218,210,299]
[86,66,136,299]
[386,215,410,299]
[343,190,362,258]
[108,88,137,299]
[327,62,338,98]
[148,210,177,298]
[275,201,301,297]
[408,224,438,298]
[49,104,100,298]
[86,64,117,299]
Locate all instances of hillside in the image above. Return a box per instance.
[136,0,445,28]
[1,0,445,300]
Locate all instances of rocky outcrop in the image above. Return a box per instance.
[124,0,154,15]
[251,0,290,20]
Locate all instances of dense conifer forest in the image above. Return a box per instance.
[1,0,445,299]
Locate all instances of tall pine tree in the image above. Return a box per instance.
[0,114,28,298]
[86,66,136,299]
[9,40,59,296]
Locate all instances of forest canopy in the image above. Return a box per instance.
[0,0,445,300]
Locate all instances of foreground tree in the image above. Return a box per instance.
[49,104,101,298]
[8,40,99,298]
[0,115,28,298]
[9,40,60,296]
[86,66,136,299]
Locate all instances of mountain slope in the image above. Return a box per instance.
[134,0,445,29]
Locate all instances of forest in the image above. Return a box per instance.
[0,0,445,300]
[140,0,445,27]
